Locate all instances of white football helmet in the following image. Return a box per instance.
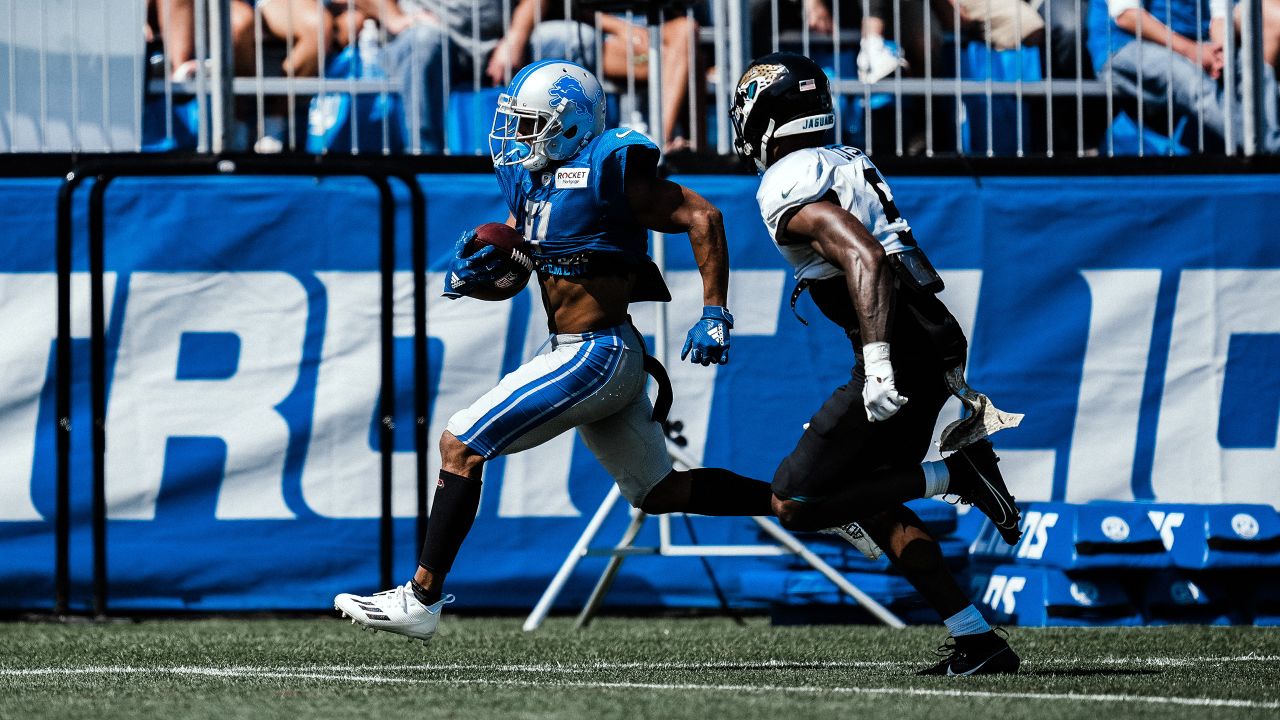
[489,59,605,172]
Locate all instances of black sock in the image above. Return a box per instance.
[410,578,437,606]
[418,470,483,579]
[686,468,774,516]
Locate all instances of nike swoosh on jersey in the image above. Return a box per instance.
[616,129,634,138]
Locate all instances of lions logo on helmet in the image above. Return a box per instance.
[490,60,605,172]
[548,75,595,123]
[730,53,836,173]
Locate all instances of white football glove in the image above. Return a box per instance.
[862,341,908,422]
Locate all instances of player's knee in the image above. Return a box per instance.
[772,496,817,531]
[439,432,484,475]
[638,470,686,514]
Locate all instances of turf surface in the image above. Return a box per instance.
[1,616,1277,720]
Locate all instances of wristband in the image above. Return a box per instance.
[863,341,893,380]
[702,306,734,328]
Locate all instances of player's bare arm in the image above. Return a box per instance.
[625,162,735,365]
[784,197,905,420]
[625,165,728,309]
[782,199,894,345]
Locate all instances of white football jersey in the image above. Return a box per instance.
[756,145,914,281]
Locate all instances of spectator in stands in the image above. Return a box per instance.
[750,0,848,59]
[230,0,333,79]
[1088,0,1280,153]
[150,0,198,80]
[857,4,909,84]
[231,0,334,151]
[1217,0,1280,69]
[148,0,333,151]
[150,1,334,81]
[329,0,605,153]
[1039,0,1095,76]
[500,0,705,152]
[325,0,502,153]
[1037,0,1107,153]
[945,0,1045,50]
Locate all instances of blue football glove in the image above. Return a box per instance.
[442,229,505,299]
[681,306,734,366]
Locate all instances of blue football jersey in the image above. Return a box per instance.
[494,128,660,272]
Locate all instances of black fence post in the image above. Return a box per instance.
[87,177,113,618]
[54,171,87,616]
[394,174,431,557]
[372,174,397,592]
[52,156,430,614]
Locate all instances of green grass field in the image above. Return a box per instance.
[2,616,1277,720]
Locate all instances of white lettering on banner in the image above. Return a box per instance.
[8,267,1280,525]
[1147,510,1185,550]
[1015,510,1059,560]
[0,273,117,521]
[982,574,1027,614]
[1066,270,1162,502]
[105,273,306,520]
[302,272,513,518]
[1152,270,1280,505]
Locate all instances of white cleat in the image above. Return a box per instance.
[334,583,455,642]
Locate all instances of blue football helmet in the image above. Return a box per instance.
[489,59,605,172]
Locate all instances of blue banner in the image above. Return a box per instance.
[1,172,1278,611]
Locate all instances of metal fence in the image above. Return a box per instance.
[0,0,1274,157]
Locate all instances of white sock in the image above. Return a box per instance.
[921,460,949,496]
[943,605,991,637]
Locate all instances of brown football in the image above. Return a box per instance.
[464,222,533,301]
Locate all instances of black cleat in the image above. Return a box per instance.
[917,630,1021,676]
[945,440,1022,545]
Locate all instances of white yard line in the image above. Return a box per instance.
[305,654,1280,671]
[1,664,1278,710]
[2,654,1278,676]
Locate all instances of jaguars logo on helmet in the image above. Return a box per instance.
[731,53,835,173]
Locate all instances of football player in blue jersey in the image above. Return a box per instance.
[334,59,1029,652]
[334,59,774,641]
[732,52,1024,675]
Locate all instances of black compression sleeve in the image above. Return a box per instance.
[685,467,774,517]
[419,471,483,575]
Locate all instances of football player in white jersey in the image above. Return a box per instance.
[731,52,1024,676]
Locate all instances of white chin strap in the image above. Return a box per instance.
[756,113,837,171]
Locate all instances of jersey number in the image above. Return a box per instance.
[862,166,917,247]
[829,144,917,247]
[524,200,553,245]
